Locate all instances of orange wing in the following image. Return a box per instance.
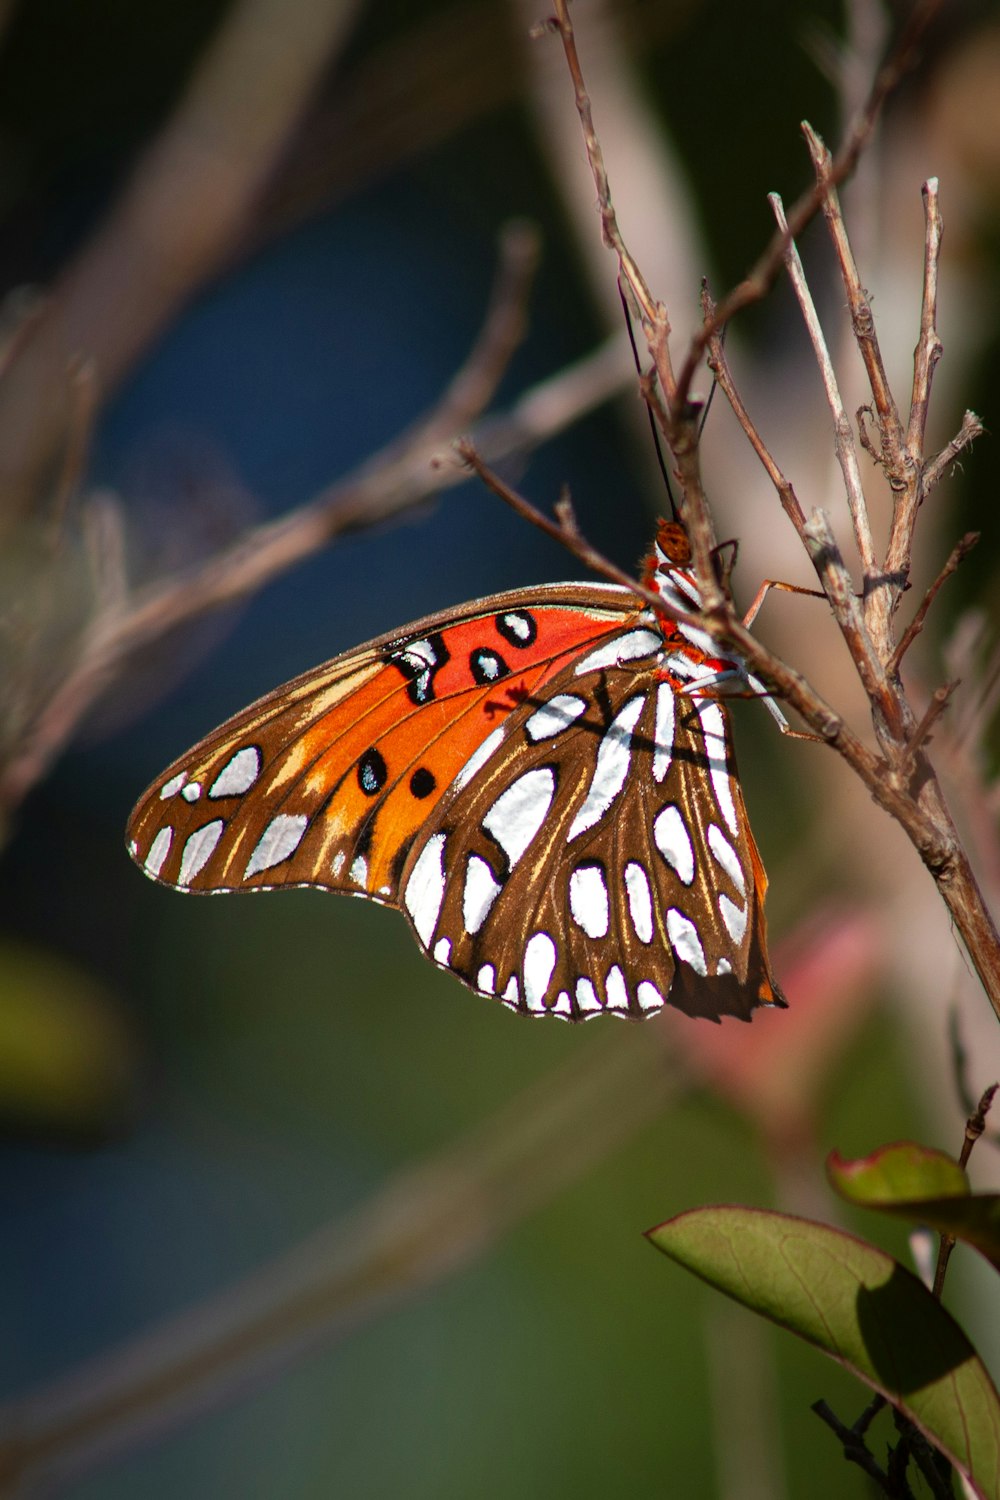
[126,583,642,905]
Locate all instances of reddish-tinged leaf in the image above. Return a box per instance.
[828,1142,968,1203]
[829,1143,1000,1274]
[647,1206,1000,1499]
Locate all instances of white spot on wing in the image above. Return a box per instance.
[477,963,496,994]
[178,819,224,885]
[653,805,695,885]
[210,746,261,798]
[482,767,555,869]
[160,771,187,800]
[637,980,665,1013]
[605,965,629,1011]
[696,702,738,836]
[181,781,202,803]
[144,827,172,878]
[573,629,660,676]
[716,958,733,976]
[463,854,502,935]
[653,683,675,783]
[403,832,447,947]
[551,991,572,1019]
[719,893,748,943]
[434,937,452,965]
[677,619,719,656]
[569,865,609,938]
[331,850,346,877]
[523,931,557,1010]
[244,812,309,878]
[452,726,505,792]
[502,975,520,1003]
[575,977,601,1015]
[708,823,745,895]
[623,861,654,943]
[349,854,368,887]
[524,694,587,743]
[667,908,707,975]
[568,694,645,840]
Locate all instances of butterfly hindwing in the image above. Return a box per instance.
[401,637,778,1021]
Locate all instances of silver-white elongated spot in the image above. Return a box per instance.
[463,854,502,936]
[696,701,738,836]
[244,812,309,878]
[567,694,645,841]
[719,893,748,943]
[349,855,368,886]
[569,864,609,939]
[653,804,695,885]
[403,832,447,946]
[573,629,660,677]
[551,991,572,1019]
[524,694,587,743]
[707,822,745,895]
[716,958,733,976]
[523,931,557,1010]
[636,980,665,1014]
[159,771,187,800]
[482,767,556,870]
[477,963,496,994]
[452,725,504,793]
[144,827,173,878]
[179,819,224,885]
[434,937,452,965]
[623,861,654,944]
[605,965,629,1011]
[210,746,262,798]
[575,977,601,1015]
[653,682,675,783]
[180,781,202,803]
[667,907,707,975]
[502,975,520,1003]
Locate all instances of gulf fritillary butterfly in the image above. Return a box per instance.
[127,521,785,1023]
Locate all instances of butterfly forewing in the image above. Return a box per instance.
[127,584,641,905]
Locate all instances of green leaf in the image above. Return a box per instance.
[829,1144,1000,1275]
[828,1141,968,1203]
[647,1206,1000,1499]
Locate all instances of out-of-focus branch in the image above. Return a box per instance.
[0,228,638,823]
[0,0,366,536]
[0,1023,681,1497]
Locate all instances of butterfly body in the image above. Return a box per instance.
[128,524,784,1023]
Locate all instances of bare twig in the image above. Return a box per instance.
[931,1082,998,1300]
[888,532,980,676]
[767,190,878,576]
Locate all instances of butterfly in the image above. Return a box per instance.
[127,521,786,1023]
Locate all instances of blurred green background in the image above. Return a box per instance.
[0,1,998,1496]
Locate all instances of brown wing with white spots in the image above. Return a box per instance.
[399,640,784,1022]
[126,584,641,906]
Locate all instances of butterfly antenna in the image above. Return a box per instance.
[618,278,676,519]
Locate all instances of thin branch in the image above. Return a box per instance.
[920,409,984,496]
[767,191,878,575]
[906,178,945,465]
[888,532,980,676]
[675,0,948,412]
[701,286,809,543]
